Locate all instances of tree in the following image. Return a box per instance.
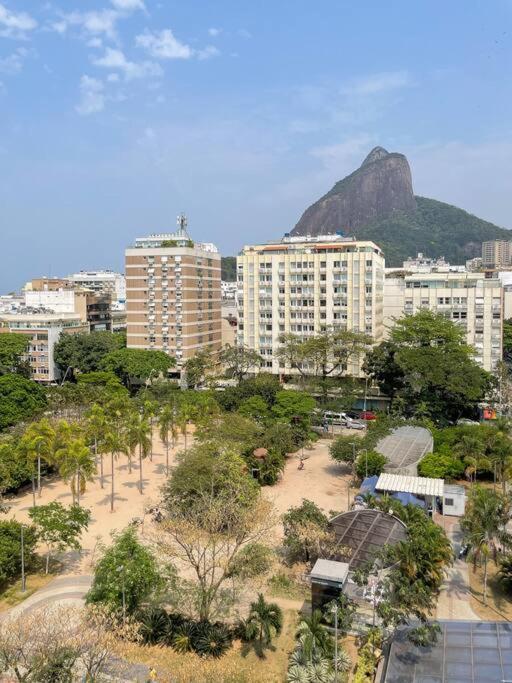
[0,437,34,496]
[365,310,492,423]
[277,329,370,390]
[158,404,178,476]
[130,414,152,494]
[454,434,489,483]
[244,594,283,651]
[103,424,127,513]
[219,344,262,383]
[85,404,108,488]
[159,449,274,621]
[295,610,333,662]
[461,486,512,604]
[330,436,358,472]
[54,331,126,376]
[0,374,46,432]
[282,500,335,564]
[238,395,270,423]
[418,449,465,479]
[184,349,215,388]
[176,402,197,454]
[29,502,91,573]
[55,437,95,506]
[100,347,174,389]
[18,419,55,502]
[87,527,164,614]
[271,390,316,436]
[487,429,512,495]
[355,450,387,478]
[0,333,30,377]
[0,520,37,585]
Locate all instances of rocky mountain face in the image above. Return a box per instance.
[289,146,512,266]
[292,146,417,236]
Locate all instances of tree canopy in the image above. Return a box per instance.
[0,374,47,431]
[365,310,491,423]
[100,348,175,388]
[0,334,30,377]
[54,331,126,375]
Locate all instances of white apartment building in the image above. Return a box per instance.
[237,234,385,376]
[383,272,503,371]
[66,270,126,306]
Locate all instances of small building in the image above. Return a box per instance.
[443,484,466,517]
[310,559,349,613]
[376,472,444,514]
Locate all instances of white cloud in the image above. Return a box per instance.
[208,27,221,37]
[197,45,220,61]
[0,47,29,75]
[110,0,145,10]
[135,29,193,60]
[0,3,37,39]
[343,70,412,96]
[76,75,105,115]
[93,47,163,80]
[61,10,119,41]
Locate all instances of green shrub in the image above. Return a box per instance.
[418,448,465,479]
[0,520,37,584]
[355,450,387,478]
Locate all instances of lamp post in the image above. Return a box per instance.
[361,448,368,478]
[20,524,26,593]
[331,603,339,682]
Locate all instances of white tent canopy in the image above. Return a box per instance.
[376,473,444,498]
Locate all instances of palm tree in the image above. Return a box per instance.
[455,434,489,483]
[132,414,152,494]
[158,404,177,476]
[85,404,108,489]
[55,438,95,505]
[139,400,157,461]
[103,426,127,513]
[461,485,512,604]
[245,594,283,649]
[295,610,333,663]
[23,419,55,498]
[178,403,196,454]
[487,431,512,495]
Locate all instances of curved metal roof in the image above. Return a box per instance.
[377,426,433,474]
[330,509,408,569]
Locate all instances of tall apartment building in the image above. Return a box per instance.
[125,216,222,365]
[0,313,89,382]
[482,240,512,268]
[237,234,385,376]
[383,272,503,371]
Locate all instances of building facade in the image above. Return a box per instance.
[237,234,385,376]
[65,270,126,306]
[383,271,503,371]
[0,313,89,382]
[24,288,112,331]
[125,218,222,366]
[482,240,512,268]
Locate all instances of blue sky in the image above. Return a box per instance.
[0,0,511,290]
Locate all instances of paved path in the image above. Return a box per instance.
[5,574,92,618]
[436,519,479,621]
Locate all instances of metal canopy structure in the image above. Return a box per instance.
[330,509,407,569]
[384,621,512,683]
[376,473,444,498]
[377,426,433,476]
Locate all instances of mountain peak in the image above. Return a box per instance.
[361,146,390,167]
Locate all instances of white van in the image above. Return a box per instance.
[322,411,348,425]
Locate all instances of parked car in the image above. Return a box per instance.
[345,419,366,430]
[322,411,348,425]
[346,410,361,419]
[359,410,377,421]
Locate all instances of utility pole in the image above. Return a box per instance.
[20,525,26,593]
[332,604,339,682]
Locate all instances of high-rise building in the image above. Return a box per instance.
[0,313,89,382]
[383,271,503,371]
[125,216,222,365]
[482,240,512,268]
[237,234,385,376]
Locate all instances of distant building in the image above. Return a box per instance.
[221,301,237,347]
[383,271,503,371]
[401,252,465,273]
[125,215,222,366]
[466,256,483,272]
[221,281,237,300]
[65,270,126,307]
[237,233,385,376]
[24,288,112,332]
[482,240,512,268]
[0,313,89,382]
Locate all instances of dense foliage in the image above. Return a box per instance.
[0,334,30,377]
[0,374,47,431]
[100,347,175,388]
[0,519,37,585]
[221,256,236,281]
[54,331,126,375]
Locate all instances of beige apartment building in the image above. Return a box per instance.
[482,240,512,268]
[0,313,89,382]
[237,234,385,376]
[383,272,503,371]
[125,217,222,365]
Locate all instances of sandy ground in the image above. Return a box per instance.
[262,437,354,521]
[4,426,185,573]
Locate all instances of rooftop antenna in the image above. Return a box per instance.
[176,213,190,239]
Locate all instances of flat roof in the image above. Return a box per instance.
[330,509,408,569]
[384,621,512,683]
[376,473,444,497]
[377,426,433,472]
[310,559,349,584]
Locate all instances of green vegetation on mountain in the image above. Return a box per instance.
[356,196,512,266]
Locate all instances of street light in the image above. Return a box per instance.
[361,448,368,478]
[331,602,339,682]
[20,524,26,593]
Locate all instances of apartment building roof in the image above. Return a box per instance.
[240,234,383,254]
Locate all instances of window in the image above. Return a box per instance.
[445,498,454,506]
